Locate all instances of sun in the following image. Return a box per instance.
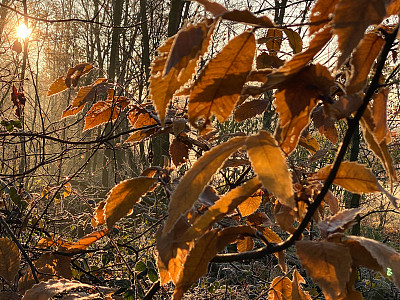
[16,23,31,39]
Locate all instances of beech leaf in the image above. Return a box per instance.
[283,28,303,53]
[0,238,20,282]
[268,276,292,300]
[66,228,108,252]
[291,269,312,300]
[309,0,340,35]
[246,130,294,208]
[22,279,92,300]
[169,138,189,166]
[237,236,254,253]
[318,208,363,239]
[234,99,269,122]
[238,192,262,217]
[188,31,256,128]
[164,136,247,234]
[192,0,227,16]
[221,9,274,27]
[296,240,352,300]
[104,177,157,230]
[332,0,386,67]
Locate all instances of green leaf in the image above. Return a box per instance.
[135,261,147,273]
[147,269,158,283]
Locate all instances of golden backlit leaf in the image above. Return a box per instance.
[83,97,130,131]
[234,99,269,122]
[22,279,92,300]
[274,202,296,233]
[296,240,352,300]
[150,19,216,126]
[246,212,273,227]
[221,9,274,27]
[71,78,111,108]
[222,158,251,169]
[193,0,227,16]
[346,32,385,94]
[156,217,192,285]
[312,106,338,144]
[332,0,386,67]
[169,138,189,166]
[313,162,398,207]
[299,133,320,154]
[47,76,68,97]
[292,269,312,300]
[238,193,262,217]
[268,276,292,300]
[188,31,256,127]
[372,88,390,143]
[66,229,108,252]
[125,128,157,143]
[174,226,255,298]
[387,0,400,16]
[156,254,172,285]
[309,0,340,35]
[246,131,294,208]
[237,236,254,253]
[104,177,157,230]
[318,208,363,239]
[264,29,283,55]
[183,177,261,240]
[164,136,247,234]
[283,28,303,53]
[0,238,20,282]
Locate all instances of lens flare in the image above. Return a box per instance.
[16,23,31,39]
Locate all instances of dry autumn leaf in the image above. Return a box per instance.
[296,240,352,300]
[234,99,269,122]
[173,226,256,299]
[183,177,261,241]
[372,88,391,143]
[291,269,312,300]
[346,32,385,94]
[22,279,92,300]
[193,0,227,16]
[104,177,157,230]
[66,228,108,252]
[246,130,294,208]
[188,31,256,128]
[169,138,189,166]
[0,238,20,282]
[309,0,340,35]
[268,276,292,300]
[237,236,254,253]
[221,9,274,27]
[263,29,283,55]
[163,136,247,235]
[238,192,262,217]
[283,28,303,53]
[332,0,386,67]
[318,208,363,239]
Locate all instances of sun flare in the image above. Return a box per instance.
[16,23,31,39]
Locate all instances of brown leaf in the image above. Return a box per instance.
[372,88,390,143]
[163,136,247,235]
[246,212,273,227]
[193,0,227,16]
[188,31,256,128]
[313,161,398,207]
[65,63,94,87]
[343,235,400,288]
[0,291,21,300]
[332,0,386,67]
[318,208,363,239]
[66,229,108,252]
[298,133,320,154]
[264,29,283,55]
[327,94,363,120]
[183,177,261,241]
[246,131,294,208]
[222,158,251,168]
[156,254,172,285]
[291,269,312,300]
[221,9,274,27]
[238,192,262,217]
[387,0,400,16]
[94,200,106,226]
[125,127,157,143]
[0,238,20,282]
[256,53,285,69]
[71,78,111,108]
[268,276,292,300]
[360,107,397,184]
[156,216,191,284]
[283,28,303,53]
[150,19,216,126]
[164,19,214,77]
[237,236,254,253]
[174,226,255,298]
[312,106,338,144]
[346,32,385,94]
[104,177,157,230]
[234,99,269,122]
[47,77,68,97]
[169,138,189,166]
[22,279,92,300]
[323,190,339,215]
[296,240,352,300]
[309,0,340,35]
[274,202,296,234]
[83,97,130,131]
[274,64,334,154]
